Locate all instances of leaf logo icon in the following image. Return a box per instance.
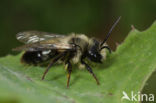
[121,91,130,101]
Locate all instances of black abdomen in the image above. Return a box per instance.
[21,50,57,65]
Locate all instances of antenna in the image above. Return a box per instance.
[100,16,121,47]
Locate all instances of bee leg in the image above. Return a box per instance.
[65,61,72,88]
[81,59,100,85]
[100,46,111,53]
[41,53,65,80]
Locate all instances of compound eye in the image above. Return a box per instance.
[93,54,97,58]
[89,50,94,56]
[88,50,102,63]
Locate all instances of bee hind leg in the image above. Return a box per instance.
[41,53,65,80]
[81,59,100,85]
[65,60,72,88]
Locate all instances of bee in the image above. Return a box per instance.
[13,17,120,87]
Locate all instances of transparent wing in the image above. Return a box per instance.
[16,31,65,44]
[13,31,75,51]
[13,42,74,51]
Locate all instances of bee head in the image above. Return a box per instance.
[87,39,102,63]
[87,16,121,63]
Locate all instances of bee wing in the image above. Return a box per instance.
[13,42,74,51]
[14,31,74,51]
[16,31,65,44]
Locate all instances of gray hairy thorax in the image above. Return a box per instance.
[67,34,90,64]
[67,34,107,65]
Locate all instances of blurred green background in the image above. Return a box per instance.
[0,0,156,56]
[0,0,156,100]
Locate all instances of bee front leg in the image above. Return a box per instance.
[100,46,111,53]
[65,60,72,88]
[81,59,100,85]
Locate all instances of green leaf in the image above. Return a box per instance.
[0,22,156,103]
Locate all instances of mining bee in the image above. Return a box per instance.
[13,17,120,87]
